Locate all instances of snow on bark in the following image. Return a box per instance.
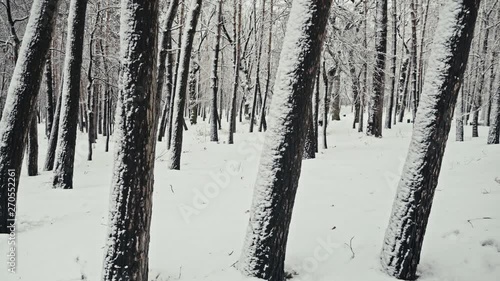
[52,0,88,189]
[0,0,60,233]
[237,0,332,280]
[366,0,387,137]
[102,0,159,280]
[380,1,480,279]
[167,0,202,170]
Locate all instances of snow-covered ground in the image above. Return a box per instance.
[1,111,499,281]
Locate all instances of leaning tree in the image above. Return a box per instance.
[0,0,60,233]
[237,0,332,280]
[381,0,480,279]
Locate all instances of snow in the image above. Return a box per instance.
[0,112,499,281]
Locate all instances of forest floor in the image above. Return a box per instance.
[1,111,499,281]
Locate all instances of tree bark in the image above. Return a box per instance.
[238,0,331,279]
[0,0,60,233]
[52,0,88,189]
[45,52,55,138]
[381,1,480,279]
[102,0,159,280]
[27,112,38,176]
[157,0,180,142]
[385,0,397,129]
[228,0,241,144]
[210,0,223,142]
[167,0,203,170]
[366,0,387,137]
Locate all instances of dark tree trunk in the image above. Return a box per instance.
[249,0,265,133]
[366,0,387,137]
[258,0,273,133]
[349,51,361,129]
[52,0,88,189]
[238,0,332,279]
[385,0,397,129]
[313,68,320,151]
[157,0,180,142]
[228,0,241,144]
[27,112,39,176]
[381,1,480,279]
[397,57,410,123]
[45,52,55,138]
[210,0,223,142]
[456,88,465,142]
[101,0,159,280]
[0,0,59,233]
[410,0,419,121]
[188,61,199,125]
[331,71,341,121]
[167,0,203,170]
[322,62,331,149]
[44,89,63,171]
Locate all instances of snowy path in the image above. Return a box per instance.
[1,113,499,281]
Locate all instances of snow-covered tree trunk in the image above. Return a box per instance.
[210,0,223,142]
[381,1,480,279]
[167,0,202,170]
[101,0,159,279]
[385,0,397,129]
[0,0,60,233]
[52,0,88,189]
[410,0,418,121]
[258,0,273,133]
[366,0,387,137]
[488,85,500,144]
[228,0,241,144]
[397,57,410,123]
[238,0,332,279]
[249,0,265,133]
[157,0,180,142]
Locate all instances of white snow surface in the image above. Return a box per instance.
[1,112,499,281]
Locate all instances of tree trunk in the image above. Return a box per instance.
[322,62,332,149]
[381,1,479,279]
[101,0,159,280]
[52,0,88,189]
[44,88,63,171]
[456,87,465,142]
[397,57,410,123]
[366,0,387,137]
[0,0,59,233]
[487,9,500,144]
[167,0,203,170]
[331,71,341,121]
[157,0,180,142]
[314,68,320,151]
[45,52,55,138]
[350,50,361,129]
[27,112,39,176]
[210,0,223,142]
[249,0,266,133]
[228,0,241,144]
[238,0,331,279]
[385,0,397,129]
[410,0,419,121]
[258,0,273,133]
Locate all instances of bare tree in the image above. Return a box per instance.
[381,1,480,279]
[101,0,159,280]
[0,0,60,233]
[238,0,332,279]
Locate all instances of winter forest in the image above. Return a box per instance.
[0,0,498,280]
